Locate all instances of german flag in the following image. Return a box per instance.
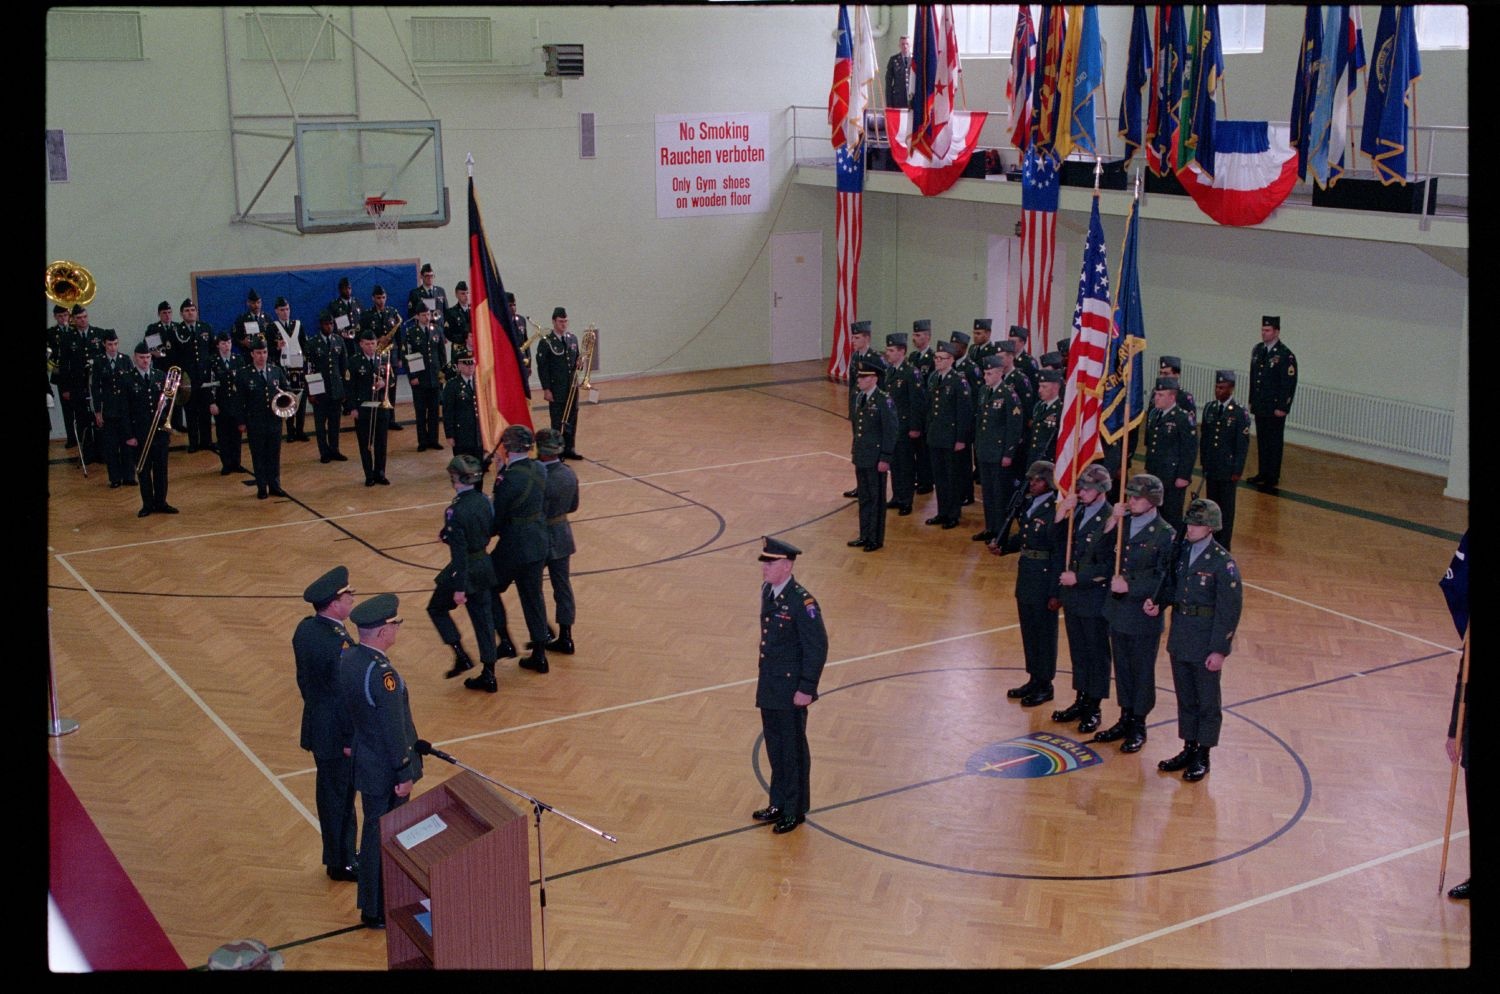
[467,176,532,455]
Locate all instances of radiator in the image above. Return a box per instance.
[1180,361,1453,460]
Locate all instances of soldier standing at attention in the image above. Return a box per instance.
[971,355,1025,544]
[339,594,422,929]
[535,428,581,655]
[1052,464,1115,733]
[237,336,289,500]
[841,322,882,500]
[535,307,583,459]
[881,333,921,517]
[923,341,972,530]
[205,331,248,477]
[405,305,447,452]
[847,358,897,552]
[908,320,936,496]
[89,329,134,488]
[306,311,349,464]
[1144,376,1197,531]
[441,347,483,459]
[1198,370,1251,549]
[1157,498,1243,782]
[1029,368,1063,464]
[428,455,497,682]
[292,566,358,882]
[751,537,828,836]
[1093,473,1177,754]
[1247,315,1297,494]
[127,340,176,517]
[348,329,391,487]
[994,461,1063,707]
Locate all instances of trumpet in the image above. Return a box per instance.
[560,325,599,427]
[136,366,182,476]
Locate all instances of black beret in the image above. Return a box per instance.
[54,304,68,315]
[274,296,289,308]
[99,328,118,341]
[303,565,351,604]
[337,277,351,289]
[1039,351,1063,369]
[357,327,377,341]
[372,285,386,296]
[215,330,231,342]
[71,304,87,316]
[319,310,334,324]
[456,281,469,292]
[247,335,268,350]
[758,536,801,562]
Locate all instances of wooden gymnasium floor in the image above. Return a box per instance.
[46,359,1470,970]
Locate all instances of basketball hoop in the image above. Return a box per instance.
[364,197,407,243]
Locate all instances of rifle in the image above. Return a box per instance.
[1150,486,1201,606]
[991,481,1029,555]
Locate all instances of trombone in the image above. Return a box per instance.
[366,343,395,452]
[560,325,598,428]
[135,366,182,477]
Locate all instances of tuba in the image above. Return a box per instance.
[45,260,97,308]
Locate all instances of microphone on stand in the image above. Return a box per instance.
[414,739,458,764]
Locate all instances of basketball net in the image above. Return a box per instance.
[364,197,407,243]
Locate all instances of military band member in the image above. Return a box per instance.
[1094,473,1177,754]
[338,593,422,929]
[1144,376,1197,530]
[234,288,270,356]
[881,333,921,516]
[848,358,897,552]
[441,347,482,459]
[237,336,289,499]
[347,329,391,486]
[143,302,185,441]
[909,319,936,494]
[752,537,828,835]
[995,461,1063,706]
[1052,464,1115,733]
[444,280,472,351]
[1157,498,1242,782]
[89,329,135,487]
[57,304,100,460]
[505,291,532,380]
[363,286,405,431]
[1198,370,1251,549]
[327,277,364,360]
[923,341,972,529]
[292,566,359,882]
[407,262,448,330]
[405,305,447,451]
[306,311,349,464]
[204,331,249,476]
[972,355,1025,543]
[128,340,176,516]
[47,305,73,445]
[429,455,498,681]
[179,299,217,453]
[842,322,882,499]
[270,297,311,443]
[1158,355,1196,427]
[1008,324,1040,395]
[1247,315,1297,493]
[1029,368,1063,464]
[472,424,551,691]
[536,428,580,654]
[535,307,583,459]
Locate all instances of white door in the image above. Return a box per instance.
[769,230,823,364]
[986,234,1016,331]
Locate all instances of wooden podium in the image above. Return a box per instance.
[379,770,533,969]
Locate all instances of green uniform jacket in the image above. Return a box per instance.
[237,363,292,431]
[755,579,829,709]
[1002,492,1064,603]
[89,353,135,418]
[851,388,898,468]
[438,488,497,594]
[203,354,246,417]
[293,614,355,760]
[492,457,550,566]
[440,375,480,451]
[1101,513,1176,634]
[339,644,423,796]
[443,303,470,347]
[1249,339,1298,415]
[346,352,384,411]
[923,370,973,448]
[1029,397,1062,464]
[846,348,885,414]
[1164,539,1243,659]
[534,332,580,397]
[973,383,1026,464]
[406,321,448,390]
[126,367,169,443]
[1198,398,1251,479]
[881,361,922,433]
[305,332,348,403]
[1145,405,1197,484]
[1059,501,1114,617]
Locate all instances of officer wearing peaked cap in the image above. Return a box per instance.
[752,537,828,835]
[842,321,883,499]
[339,593,422,928]
[292,566,359,882]
[849,357,897,552]
[1199,369,1251,549]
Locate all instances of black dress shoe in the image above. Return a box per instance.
[886,500,903,509]
[1182,746,1210,781]
[752,805,782,822]
[1245,474,1264,485]
[863,542,882,552]
[137,508,152,518]
[388,421,404,431]
[1259,484,1280,496]
[220,467,236,476]
[1020,684,1054,707]
[914,485,933,495]
[155,503,179,514]
[772,814,805,834]
[330,453,348,461]
[497,636,518,659]
[360,914,386,929]
[416,443,428,452]
[269,487,287,497]
[1158,742,1198,772]
[1093,714,1130,742]
[847,538,868,547]
[326,865,359,882]
[237,466,253,474]
[364,478,376,487]
[444,649,475,678]
[1052,693,1087,723]
[518,653,549,674]
[241,478,258,486]
[321,456,332,464]
[842,488,859,498]
[1448,878,1471,900]
[961,496,975,506]
[526,628,557,649]
[897,506,912,516]
[110,482,122,489]
[562,450,584,460]
[1121,718,1148,753]
[464,670,498,693]
[186,445,199,454]
[375,475,390,485]
[971,530,995,542]
[1077,707,1102,734]
[547,630,576,655]
[257,490,268,500]
[941,518,958,529]
[1006,678,1038,699]
[925,515,945,526]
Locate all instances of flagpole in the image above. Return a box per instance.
[466,151,473,178]
[1410,79,1421,185]
[1113,167,1143,576]
[1437,631,1470,893]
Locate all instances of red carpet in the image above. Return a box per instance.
[49,756,186,970]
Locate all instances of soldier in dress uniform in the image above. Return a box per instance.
[1029,368,1063,464]
[972,355,1025,543]
[179,299,217,453]
[428,455,497,682]
[1008,324,1040,395]
[751,537,828,836]
[70,305,109,464]
[47,305,72,444]
[306,311,349,464]
[1144,375,1197,530]
[848,357,897,552]
[444,281,472,353]
[1198,370,1251,549]
[908,319,936,494]
[234,288,270,356]
[441,347,482,459]
[535,307,583,459]
[406,262,448,330]
[535,428,580,655]
[291,566,358,882]
[996,339,1036,448]
[327,277,364,360]
[472,424,552,691]
[923,341,972,529]
[948,331,978,507]
[144,301,190,437]
[1055,336,1071,369]
[1157,498,1243,782]
[88,329,135,486]
[505,291,534,381]
[362,286,405,432]
[994,460,1063,706]
[127,340,176,516]
[1158,355,1196,427]
[204,331,248,476]
[347,329,391,486]
[840,322,882,499]
[268,297,311,443]
[1052,463,1115,733]
[881,333,921,516]
[338,593,422,929]
[1247,315,1297,493]
[237,336,289,499]
[1093,473,1177,754]
[1039,350,1064,373]
[405,305,447,452]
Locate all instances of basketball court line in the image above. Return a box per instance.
[1244,581,1460,653]
[1044,830,1469,969]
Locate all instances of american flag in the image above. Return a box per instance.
[1055,194,1111,494]
[1006,5,1036,151]
[828,143,864,383]
[1017,147,1059,354]
[1099,195,1148,446]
